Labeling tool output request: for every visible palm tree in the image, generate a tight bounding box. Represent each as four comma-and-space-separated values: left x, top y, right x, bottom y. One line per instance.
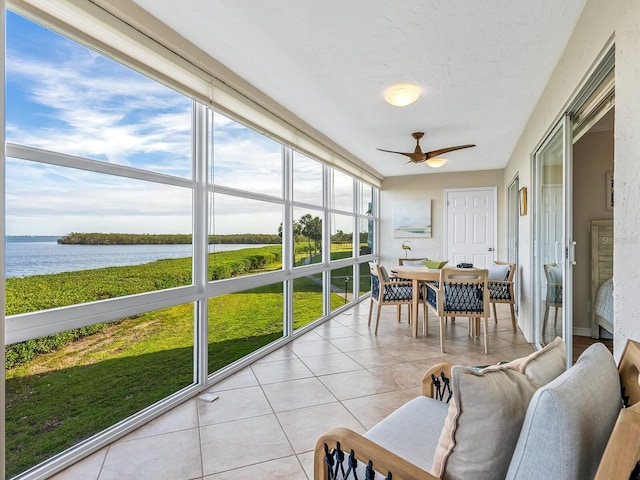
307, 216, 322, 255
299, 214, 314, 262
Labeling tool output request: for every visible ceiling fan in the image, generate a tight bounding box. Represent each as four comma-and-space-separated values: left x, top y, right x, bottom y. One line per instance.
377, 132, 475, 167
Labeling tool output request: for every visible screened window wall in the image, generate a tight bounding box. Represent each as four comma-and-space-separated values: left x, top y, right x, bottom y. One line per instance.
3, 8, 378, 479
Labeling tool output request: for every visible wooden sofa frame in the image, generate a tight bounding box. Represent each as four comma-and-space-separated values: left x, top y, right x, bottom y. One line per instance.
314, 341, 640, 480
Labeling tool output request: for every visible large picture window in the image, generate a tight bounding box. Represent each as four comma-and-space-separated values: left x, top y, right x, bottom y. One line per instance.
3, 8, 379, 478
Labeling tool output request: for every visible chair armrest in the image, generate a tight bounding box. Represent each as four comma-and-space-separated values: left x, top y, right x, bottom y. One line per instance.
594, 403, 640, 479
314, 427, 439, 480
422, 362, 453, 399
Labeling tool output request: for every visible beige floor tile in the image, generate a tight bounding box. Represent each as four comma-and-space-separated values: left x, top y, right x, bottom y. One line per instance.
313, 325, 361, 340
300, 351, 363, 376
256, 347, 298, 363
342, 391, 410, 429
288, 339, 342, 358
297, 451, 315, 479
49, 449, 106, 480
292, 330, 324, 343
332, 312, 369, 327
204, 456, 307, 479
397, 385, 424, 399
318, 369, 395, 401
277, 402, 365, 454
386, 341, 453, 362
327, 335, 380, 352
495, 329, 529, 345
251, 357, 314, 384
123, 398, 199, 441
100, 429, 202, 480
345, 347, 406, 368
200, 415, 293, 475
368, 362, 427, 390
198, 385, 273, 425
262, 377, 335, 412
209, 366, 259, 389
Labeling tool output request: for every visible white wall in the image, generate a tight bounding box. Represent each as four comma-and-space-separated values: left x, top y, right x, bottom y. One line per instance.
380, 169, 505, 268
503, 0, 640, 357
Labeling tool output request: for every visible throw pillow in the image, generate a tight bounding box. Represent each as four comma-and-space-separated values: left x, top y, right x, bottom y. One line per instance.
488, 262, 510, 281
505, 336, 566, 387
430, 338, 567, 480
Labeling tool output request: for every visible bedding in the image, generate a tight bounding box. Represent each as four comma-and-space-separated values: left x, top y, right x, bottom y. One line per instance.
595, 277, 613, 334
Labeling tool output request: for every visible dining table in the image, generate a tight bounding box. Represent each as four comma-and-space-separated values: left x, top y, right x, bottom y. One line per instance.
390, 265, 441, 338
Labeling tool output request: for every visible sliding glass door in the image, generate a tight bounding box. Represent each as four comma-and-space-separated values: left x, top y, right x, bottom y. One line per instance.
533, 115, 574, 363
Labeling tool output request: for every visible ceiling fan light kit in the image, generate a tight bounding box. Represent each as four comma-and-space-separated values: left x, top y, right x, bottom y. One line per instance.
377, 131, 475, 168
425, 158, 447, 168
384, 83, 421, 107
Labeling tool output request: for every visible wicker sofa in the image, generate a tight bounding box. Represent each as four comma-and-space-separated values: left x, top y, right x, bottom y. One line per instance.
315, 338, 640, 480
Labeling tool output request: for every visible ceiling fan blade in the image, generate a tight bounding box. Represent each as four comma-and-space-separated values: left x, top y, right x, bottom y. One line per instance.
376, 148, 413, 158
426, 144, 476, 159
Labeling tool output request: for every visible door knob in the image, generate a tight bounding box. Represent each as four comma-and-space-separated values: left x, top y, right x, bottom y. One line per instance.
488, 247, 495, 252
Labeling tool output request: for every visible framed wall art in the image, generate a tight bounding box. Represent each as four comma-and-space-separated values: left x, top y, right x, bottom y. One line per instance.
519, 187, 527, 216
393, 200, 432, 237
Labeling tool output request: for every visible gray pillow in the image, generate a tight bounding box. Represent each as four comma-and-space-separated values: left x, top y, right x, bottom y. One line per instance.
488, 262, 510, 281
505, 343, 621, 480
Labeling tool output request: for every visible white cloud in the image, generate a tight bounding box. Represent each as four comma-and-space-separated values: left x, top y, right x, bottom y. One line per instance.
5, 16, 339, 237
7, 44, 193, 175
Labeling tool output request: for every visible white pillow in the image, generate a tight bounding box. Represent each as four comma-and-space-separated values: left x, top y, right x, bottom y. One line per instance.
488, 262, 510, 281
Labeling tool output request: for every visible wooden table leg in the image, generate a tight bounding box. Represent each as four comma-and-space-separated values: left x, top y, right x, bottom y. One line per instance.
412, 278, 419, 337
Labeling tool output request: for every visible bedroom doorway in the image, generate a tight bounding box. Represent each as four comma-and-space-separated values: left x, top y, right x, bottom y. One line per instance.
572, 108, 614, 343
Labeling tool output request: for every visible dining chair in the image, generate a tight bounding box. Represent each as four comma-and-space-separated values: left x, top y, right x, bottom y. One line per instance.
487, 261, 517, 331
396, 257, 430, 325
425, 267, 490, 353
543, 263, 563, 334
368, 262, 417, 335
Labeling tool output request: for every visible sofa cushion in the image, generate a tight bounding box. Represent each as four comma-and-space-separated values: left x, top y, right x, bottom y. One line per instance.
431, 338, 566, 480
364, 396, 449, 472
505, 342, 622, 480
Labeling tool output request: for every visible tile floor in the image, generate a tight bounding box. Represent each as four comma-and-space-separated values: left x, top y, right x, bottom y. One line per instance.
51, 302, 534, 480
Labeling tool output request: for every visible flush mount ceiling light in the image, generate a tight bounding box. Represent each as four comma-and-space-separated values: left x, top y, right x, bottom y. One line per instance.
384, 83, 421, 107
425, 157, 447, 168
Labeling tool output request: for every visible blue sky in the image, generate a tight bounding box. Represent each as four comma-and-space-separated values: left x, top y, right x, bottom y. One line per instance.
4, 11, 347, 236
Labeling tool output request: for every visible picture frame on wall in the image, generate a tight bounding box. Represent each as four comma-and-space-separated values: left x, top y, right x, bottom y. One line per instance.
393, 200, 432, 237
519, 187, 527, 216
606, 171, 614, 211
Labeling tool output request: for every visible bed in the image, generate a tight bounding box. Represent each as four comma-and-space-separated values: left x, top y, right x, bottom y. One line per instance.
591, 219, 613, 338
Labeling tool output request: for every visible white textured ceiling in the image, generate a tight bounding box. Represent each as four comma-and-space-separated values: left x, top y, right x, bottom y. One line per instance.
132, 0, 586, 178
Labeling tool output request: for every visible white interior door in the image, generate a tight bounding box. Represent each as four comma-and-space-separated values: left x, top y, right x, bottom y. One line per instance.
541, 185, 563, 267
445, 188, 497, 268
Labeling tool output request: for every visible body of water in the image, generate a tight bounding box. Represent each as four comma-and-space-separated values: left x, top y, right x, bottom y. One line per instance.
5, 236, 272, 278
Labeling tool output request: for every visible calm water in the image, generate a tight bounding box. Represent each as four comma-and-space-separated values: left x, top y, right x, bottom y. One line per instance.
5, 236, 272, 278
